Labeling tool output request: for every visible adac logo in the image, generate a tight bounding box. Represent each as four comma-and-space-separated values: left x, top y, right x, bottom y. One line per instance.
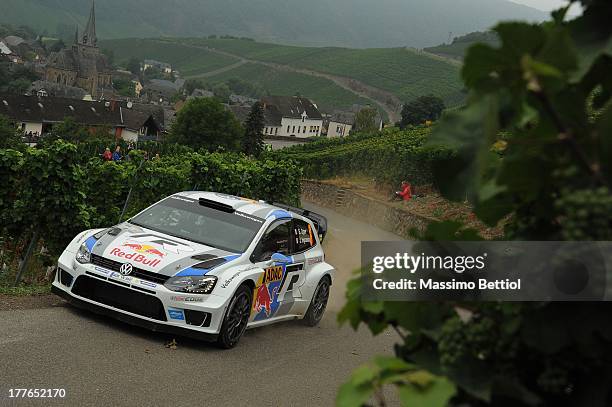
122, 243, 165, 258
254, 266, 283, 316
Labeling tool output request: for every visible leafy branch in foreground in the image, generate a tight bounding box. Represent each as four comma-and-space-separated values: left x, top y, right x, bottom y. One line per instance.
338, 1, 612, 406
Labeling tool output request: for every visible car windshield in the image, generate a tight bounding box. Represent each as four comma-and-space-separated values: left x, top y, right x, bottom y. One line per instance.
128, 196, 263, 253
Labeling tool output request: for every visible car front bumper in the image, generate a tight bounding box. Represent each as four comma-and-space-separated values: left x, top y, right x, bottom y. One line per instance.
52, 250, 230, 341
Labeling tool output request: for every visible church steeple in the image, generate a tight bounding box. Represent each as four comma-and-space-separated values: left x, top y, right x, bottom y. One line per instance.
81, 0, 97, 47
74, 25, 79, 44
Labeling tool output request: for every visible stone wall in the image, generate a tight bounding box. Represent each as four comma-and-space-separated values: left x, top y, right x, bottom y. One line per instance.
302, 179, 434, 238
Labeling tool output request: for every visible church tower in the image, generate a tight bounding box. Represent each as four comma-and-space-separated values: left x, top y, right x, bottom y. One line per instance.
80, 1, 97, 47
45, 0, 112, 98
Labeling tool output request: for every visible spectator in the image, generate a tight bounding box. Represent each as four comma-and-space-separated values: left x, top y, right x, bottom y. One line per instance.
390, 181, 412, 201
152, 153, 160, 161
112, 146, 122, 162
102, 147, 112, 161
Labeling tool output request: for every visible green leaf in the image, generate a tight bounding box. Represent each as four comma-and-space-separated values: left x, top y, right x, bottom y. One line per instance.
398, 376, 456, 407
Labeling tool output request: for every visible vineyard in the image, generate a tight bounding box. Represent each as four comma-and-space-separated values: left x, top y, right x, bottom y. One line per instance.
268, 127, 454, 186
102, 37, 464, 109
0, 140, 301, 285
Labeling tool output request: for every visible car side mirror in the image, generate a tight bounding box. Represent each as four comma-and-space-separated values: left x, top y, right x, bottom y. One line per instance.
271, 252, 291, 264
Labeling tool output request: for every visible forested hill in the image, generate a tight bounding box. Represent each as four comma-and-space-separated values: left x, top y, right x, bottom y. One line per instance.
2, 0, 544, 48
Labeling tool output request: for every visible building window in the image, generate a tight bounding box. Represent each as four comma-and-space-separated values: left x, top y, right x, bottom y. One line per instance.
297, 126, 301, 133
303, 126, 306, 133
275, 128, 278, 135
287, 125, 290, 133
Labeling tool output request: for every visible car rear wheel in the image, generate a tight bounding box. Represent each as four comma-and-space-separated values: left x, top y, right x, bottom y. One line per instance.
217, 285, 252, 349
303, 276, 330, 327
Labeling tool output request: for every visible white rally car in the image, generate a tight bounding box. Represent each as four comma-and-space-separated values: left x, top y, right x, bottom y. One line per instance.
52, 192, 334, 348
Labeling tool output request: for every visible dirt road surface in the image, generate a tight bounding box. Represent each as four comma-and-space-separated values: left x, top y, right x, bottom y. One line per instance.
0, 202, 402, 407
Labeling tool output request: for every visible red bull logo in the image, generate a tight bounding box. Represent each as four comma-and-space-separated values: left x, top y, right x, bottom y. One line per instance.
254, 284, 278, 316
122, 243, 165, 258
109, 243, 166, 268
253, 266, 283, 316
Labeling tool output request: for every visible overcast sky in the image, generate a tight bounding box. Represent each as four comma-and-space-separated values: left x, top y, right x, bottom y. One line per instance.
510, 0, 582, 14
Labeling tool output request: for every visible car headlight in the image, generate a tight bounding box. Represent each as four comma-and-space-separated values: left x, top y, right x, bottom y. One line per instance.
75, 242, 91, 264
164, 275, 217, 294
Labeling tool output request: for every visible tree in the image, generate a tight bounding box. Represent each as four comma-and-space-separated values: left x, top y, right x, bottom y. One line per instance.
243, 102, 265, 156
400, 94, 445, 128
212, 82, 231, 102
0, 114, 21, 148
354, 107, 379, 133
339, 1, 612, 406
168, 98, 243, 151
126, 57, 141, 76
44, 118, 90, 144
113, 78, 136, 97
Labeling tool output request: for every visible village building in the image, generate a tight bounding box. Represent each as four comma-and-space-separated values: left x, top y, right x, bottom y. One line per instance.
326, 112, 355, 137
142, 59, 173, 74
44, 1, 113, 98
261, 96, 323, 138
0, 93, 163, 142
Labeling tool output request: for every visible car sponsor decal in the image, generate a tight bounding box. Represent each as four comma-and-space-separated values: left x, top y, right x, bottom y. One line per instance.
170, 296, 204, 302
252, 265, 284, 320
168, 308, 185, 320
266, 209, 293, 220
109, 247, 162, 268
94, 266, 111, 275
307, 256, 323, 265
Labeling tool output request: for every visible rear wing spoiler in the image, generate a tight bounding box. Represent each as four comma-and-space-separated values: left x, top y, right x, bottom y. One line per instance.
272, 202, 328, 242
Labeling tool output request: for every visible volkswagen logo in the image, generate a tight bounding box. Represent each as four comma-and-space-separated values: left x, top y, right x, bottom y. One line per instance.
119, 263, 133, 276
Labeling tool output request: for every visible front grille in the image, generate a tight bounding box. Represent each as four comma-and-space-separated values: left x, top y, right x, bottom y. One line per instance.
72, 275, 167, 321
90, 254, 170, 284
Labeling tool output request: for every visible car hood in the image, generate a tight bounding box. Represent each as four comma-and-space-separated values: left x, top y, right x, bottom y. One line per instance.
88, 223, 238, 277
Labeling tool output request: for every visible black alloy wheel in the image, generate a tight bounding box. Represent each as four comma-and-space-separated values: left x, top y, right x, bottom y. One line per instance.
217, 285, 252, 348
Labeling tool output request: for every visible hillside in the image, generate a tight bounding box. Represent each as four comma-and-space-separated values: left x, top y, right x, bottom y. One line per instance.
2, 0, 545, 48
103, 38, 465, 117
424, 31, 500, 60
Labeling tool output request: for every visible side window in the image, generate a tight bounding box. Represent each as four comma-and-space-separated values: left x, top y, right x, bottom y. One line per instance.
292, 219, 315, 253
251, 219, 291, 262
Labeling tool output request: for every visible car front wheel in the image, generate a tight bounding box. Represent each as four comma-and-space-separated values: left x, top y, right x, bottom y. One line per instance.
217, 284, 252, 349
303, 276, 330, 327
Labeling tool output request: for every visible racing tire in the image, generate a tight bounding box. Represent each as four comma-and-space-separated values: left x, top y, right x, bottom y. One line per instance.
217, 284, 252, 349
303, 276, 331, 327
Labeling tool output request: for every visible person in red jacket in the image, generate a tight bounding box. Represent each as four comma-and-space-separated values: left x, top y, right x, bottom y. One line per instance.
391, 181, 412, 201
102, 147, 112, 161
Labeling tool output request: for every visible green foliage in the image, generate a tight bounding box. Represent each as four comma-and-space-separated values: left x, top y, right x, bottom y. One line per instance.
125, 57, 141, 75
0, 115, 21, 149
168, 98, 243, 152
43, 118, 90, 144
243, 102, 265, 157
337, 356, 456, 407
400, 95, 446, 128
354, 107, 379, 133
0, 141, 302, 262
269, 127, 453, 186
0, 60, 40, 94
424, 31, 500, 60
103, 37, 464, 111
113, 77, 136, 97
339, 2, 612, 406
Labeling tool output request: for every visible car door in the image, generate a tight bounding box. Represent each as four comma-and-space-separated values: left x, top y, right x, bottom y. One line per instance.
250, 219, 304, 320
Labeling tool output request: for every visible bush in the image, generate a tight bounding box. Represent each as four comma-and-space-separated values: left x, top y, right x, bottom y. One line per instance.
0, 141, 302, 269
268, 127, 454, 186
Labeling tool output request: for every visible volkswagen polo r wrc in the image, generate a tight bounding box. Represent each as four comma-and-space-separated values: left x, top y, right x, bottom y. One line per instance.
52, 192, 335, 348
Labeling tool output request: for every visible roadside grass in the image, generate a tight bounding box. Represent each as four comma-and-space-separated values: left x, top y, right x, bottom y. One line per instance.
0, 283, 51, 296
